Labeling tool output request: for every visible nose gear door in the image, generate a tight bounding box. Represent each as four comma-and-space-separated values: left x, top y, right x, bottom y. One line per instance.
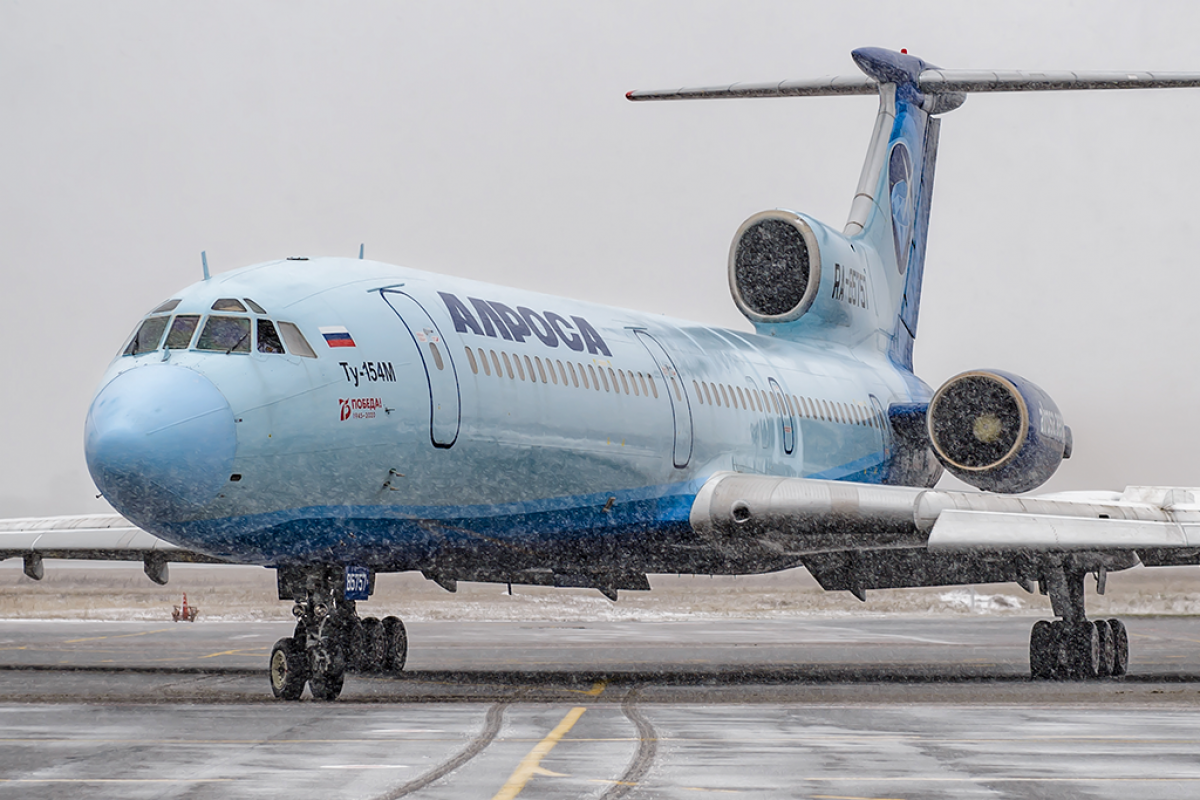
380, 290, 461, 448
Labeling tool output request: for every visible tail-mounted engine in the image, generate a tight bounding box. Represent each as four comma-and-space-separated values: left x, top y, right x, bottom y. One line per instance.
729, 210, 823, 324
927, 370, 1071, 493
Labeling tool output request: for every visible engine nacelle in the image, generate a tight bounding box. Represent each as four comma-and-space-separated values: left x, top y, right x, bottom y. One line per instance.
730, 210, 835, 324
927, 370, 1071, 494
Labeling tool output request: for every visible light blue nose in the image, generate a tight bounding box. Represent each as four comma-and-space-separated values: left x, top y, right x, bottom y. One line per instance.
85, 366, 236, 522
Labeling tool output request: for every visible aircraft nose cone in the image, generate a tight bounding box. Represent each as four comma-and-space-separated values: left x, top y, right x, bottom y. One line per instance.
85, 365, 236, 522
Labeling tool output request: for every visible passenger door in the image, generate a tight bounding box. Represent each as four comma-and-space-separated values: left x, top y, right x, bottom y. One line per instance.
380, 290, 461, 448
633, 330, 693, 469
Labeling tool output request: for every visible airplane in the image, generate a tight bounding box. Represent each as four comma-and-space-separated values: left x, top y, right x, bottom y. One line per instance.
4, 47, 1200, 701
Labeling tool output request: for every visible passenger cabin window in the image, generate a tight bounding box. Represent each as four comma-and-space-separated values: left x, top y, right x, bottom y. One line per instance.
212, 298, 247, 312
151, 299, 181, 314
123, 316, 169, 355
257, 319, 284, 354
244, 298, 267, 314
165, 315, 200, 349
197, 316, 251, 353
277, 322, 316, 358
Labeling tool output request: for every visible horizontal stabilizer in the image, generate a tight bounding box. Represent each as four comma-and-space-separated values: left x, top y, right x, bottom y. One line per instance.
628, 51, 1200, 102
627, 75, 877, 101
919, 69, 1200, 93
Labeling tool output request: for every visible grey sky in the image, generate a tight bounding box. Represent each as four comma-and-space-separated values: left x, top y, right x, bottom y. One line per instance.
3, 1, 1199, 517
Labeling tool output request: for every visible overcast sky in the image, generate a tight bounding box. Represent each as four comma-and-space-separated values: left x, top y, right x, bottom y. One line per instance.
3, 1, 1200, 517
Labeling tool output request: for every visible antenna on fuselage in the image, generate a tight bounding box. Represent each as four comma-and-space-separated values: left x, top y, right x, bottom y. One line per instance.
358, 243, 364, 260
201, 251, 210, 281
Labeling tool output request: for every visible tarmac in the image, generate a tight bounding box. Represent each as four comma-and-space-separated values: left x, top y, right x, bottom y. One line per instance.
3, 616, 1200, 798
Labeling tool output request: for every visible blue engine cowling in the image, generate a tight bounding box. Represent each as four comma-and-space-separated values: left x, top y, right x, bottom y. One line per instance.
926, 370, 1071, 493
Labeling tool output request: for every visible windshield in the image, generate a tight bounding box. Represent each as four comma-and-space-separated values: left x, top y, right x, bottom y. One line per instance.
122, 316, 169, 356
196, 316, 251, 353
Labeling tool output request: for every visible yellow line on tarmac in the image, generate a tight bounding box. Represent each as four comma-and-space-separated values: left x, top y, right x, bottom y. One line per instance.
197, 648, 269, 659
491, 707, 587, 800
567, 679, 607, 696
64, 629, 172, 644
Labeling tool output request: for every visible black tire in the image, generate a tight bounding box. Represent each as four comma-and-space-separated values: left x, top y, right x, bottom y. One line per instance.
269, 637, 308, 701
383, 616, 408, 674
1109, 618, 1129, 676
346, 618, 367, 673
1030, 620, 1055, 680
309, 668, 345, 701
1066, 621, 1099, 680
359, 617, 386, 673
1095, 619, 1116, 677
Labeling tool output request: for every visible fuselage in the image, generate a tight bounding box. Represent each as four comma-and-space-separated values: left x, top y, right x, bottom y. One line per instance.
85, 257, 934, 579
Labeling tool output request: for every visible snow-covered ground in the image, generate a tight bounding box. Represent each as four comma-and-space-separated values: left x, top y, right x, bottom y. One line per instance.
2, 562, 1198, 623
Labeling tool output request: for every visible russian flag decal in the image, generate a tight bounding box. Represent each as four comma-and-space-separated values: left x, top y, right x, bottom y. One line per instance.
319, 325, 356, 348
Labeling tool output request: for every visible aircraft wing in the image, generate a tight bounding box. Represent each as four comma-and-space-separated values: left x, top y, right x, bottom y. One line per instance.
690, 472, 1200, 564
0, 513, 229, 583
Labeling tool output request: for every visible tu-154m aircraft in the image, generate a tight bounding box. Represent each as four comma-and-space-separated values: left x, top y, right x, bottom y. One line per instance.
4, 47, 1200, 701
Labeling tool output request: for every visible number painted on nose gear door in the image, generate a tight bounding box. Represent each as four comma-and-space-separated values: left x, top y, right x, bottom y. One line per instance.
345, 566, 370, 600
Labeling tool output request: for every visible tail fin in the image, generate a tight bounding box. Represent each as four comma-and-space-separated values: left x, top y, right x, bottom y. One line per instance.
843, 48, 961, 370
628, 50, 1200, 370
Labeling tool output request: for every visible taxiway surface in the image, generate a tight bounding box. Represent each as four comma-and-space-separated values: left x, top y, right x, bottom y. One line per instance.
3, 617, 1200, 798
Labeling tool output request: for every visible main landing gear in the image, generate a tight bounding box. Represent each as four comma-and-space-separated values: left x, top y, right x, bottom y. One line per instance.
269, 566, 407, 701
1028, 562, 1129, 680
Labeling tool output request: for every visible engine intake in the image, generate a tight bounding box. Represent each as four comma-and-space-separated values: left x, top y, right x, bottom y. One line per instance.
927, 370, 1070, 493
729, 210, 822, 323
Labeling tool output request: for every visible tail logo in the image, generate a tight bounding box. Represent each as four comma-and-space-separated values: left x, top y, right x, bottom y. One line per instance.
888, 141, 915, 274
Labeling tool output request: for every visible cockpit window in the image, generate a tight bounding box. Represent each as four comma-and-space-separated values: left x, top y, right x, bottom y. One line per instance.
196, 315, 251, 353
211, 298, 247, 312
123, 316, 169, 356
164, 314, 200, 349
244, 298, 267, 314
277, 321, 316, 358
151, 299, 181, 314
257, 319, 284, 354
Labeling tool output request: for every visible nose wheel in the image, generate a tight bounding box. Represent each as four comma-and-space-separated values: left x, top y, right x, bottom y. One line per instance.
269, 567, 409, 701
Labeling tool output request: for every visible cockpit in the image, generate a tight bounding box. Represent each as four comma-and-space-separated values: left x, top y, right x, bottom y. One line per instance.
122, 298, 317, 358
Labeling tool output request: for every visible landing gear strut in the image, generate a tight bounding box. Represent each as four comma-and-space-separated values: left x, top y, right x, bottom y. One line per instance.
1028, 562, 1129, 680
269, 566, 408, 701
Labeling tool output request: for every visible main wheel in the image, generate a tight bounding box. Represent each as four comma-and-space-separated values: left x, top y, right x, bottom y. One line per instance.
1109, 618, 1129, 676
269, 637, 308, 701
1095, 619, 1116, 677
383, 616, 408, 674
1066, 621, 1099, 679
359, 617, 386, 673
1030, 620, 1056, 680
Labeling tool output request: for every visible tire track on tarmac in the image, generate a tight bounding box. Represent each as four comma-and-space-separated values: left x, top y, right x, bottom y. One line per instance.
373, 695, 515, 799
601, 685, 657, 799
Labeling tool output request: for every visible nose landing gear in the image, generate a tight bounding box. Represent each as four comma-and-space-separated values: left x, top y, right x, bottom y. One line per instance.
1028, 563, 1129, 680
269, 566, 408, 701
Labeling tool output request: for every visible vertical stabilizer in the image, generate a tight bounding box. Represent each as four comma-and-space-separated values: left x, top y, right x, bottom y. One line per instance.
844, 48, 962, 370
